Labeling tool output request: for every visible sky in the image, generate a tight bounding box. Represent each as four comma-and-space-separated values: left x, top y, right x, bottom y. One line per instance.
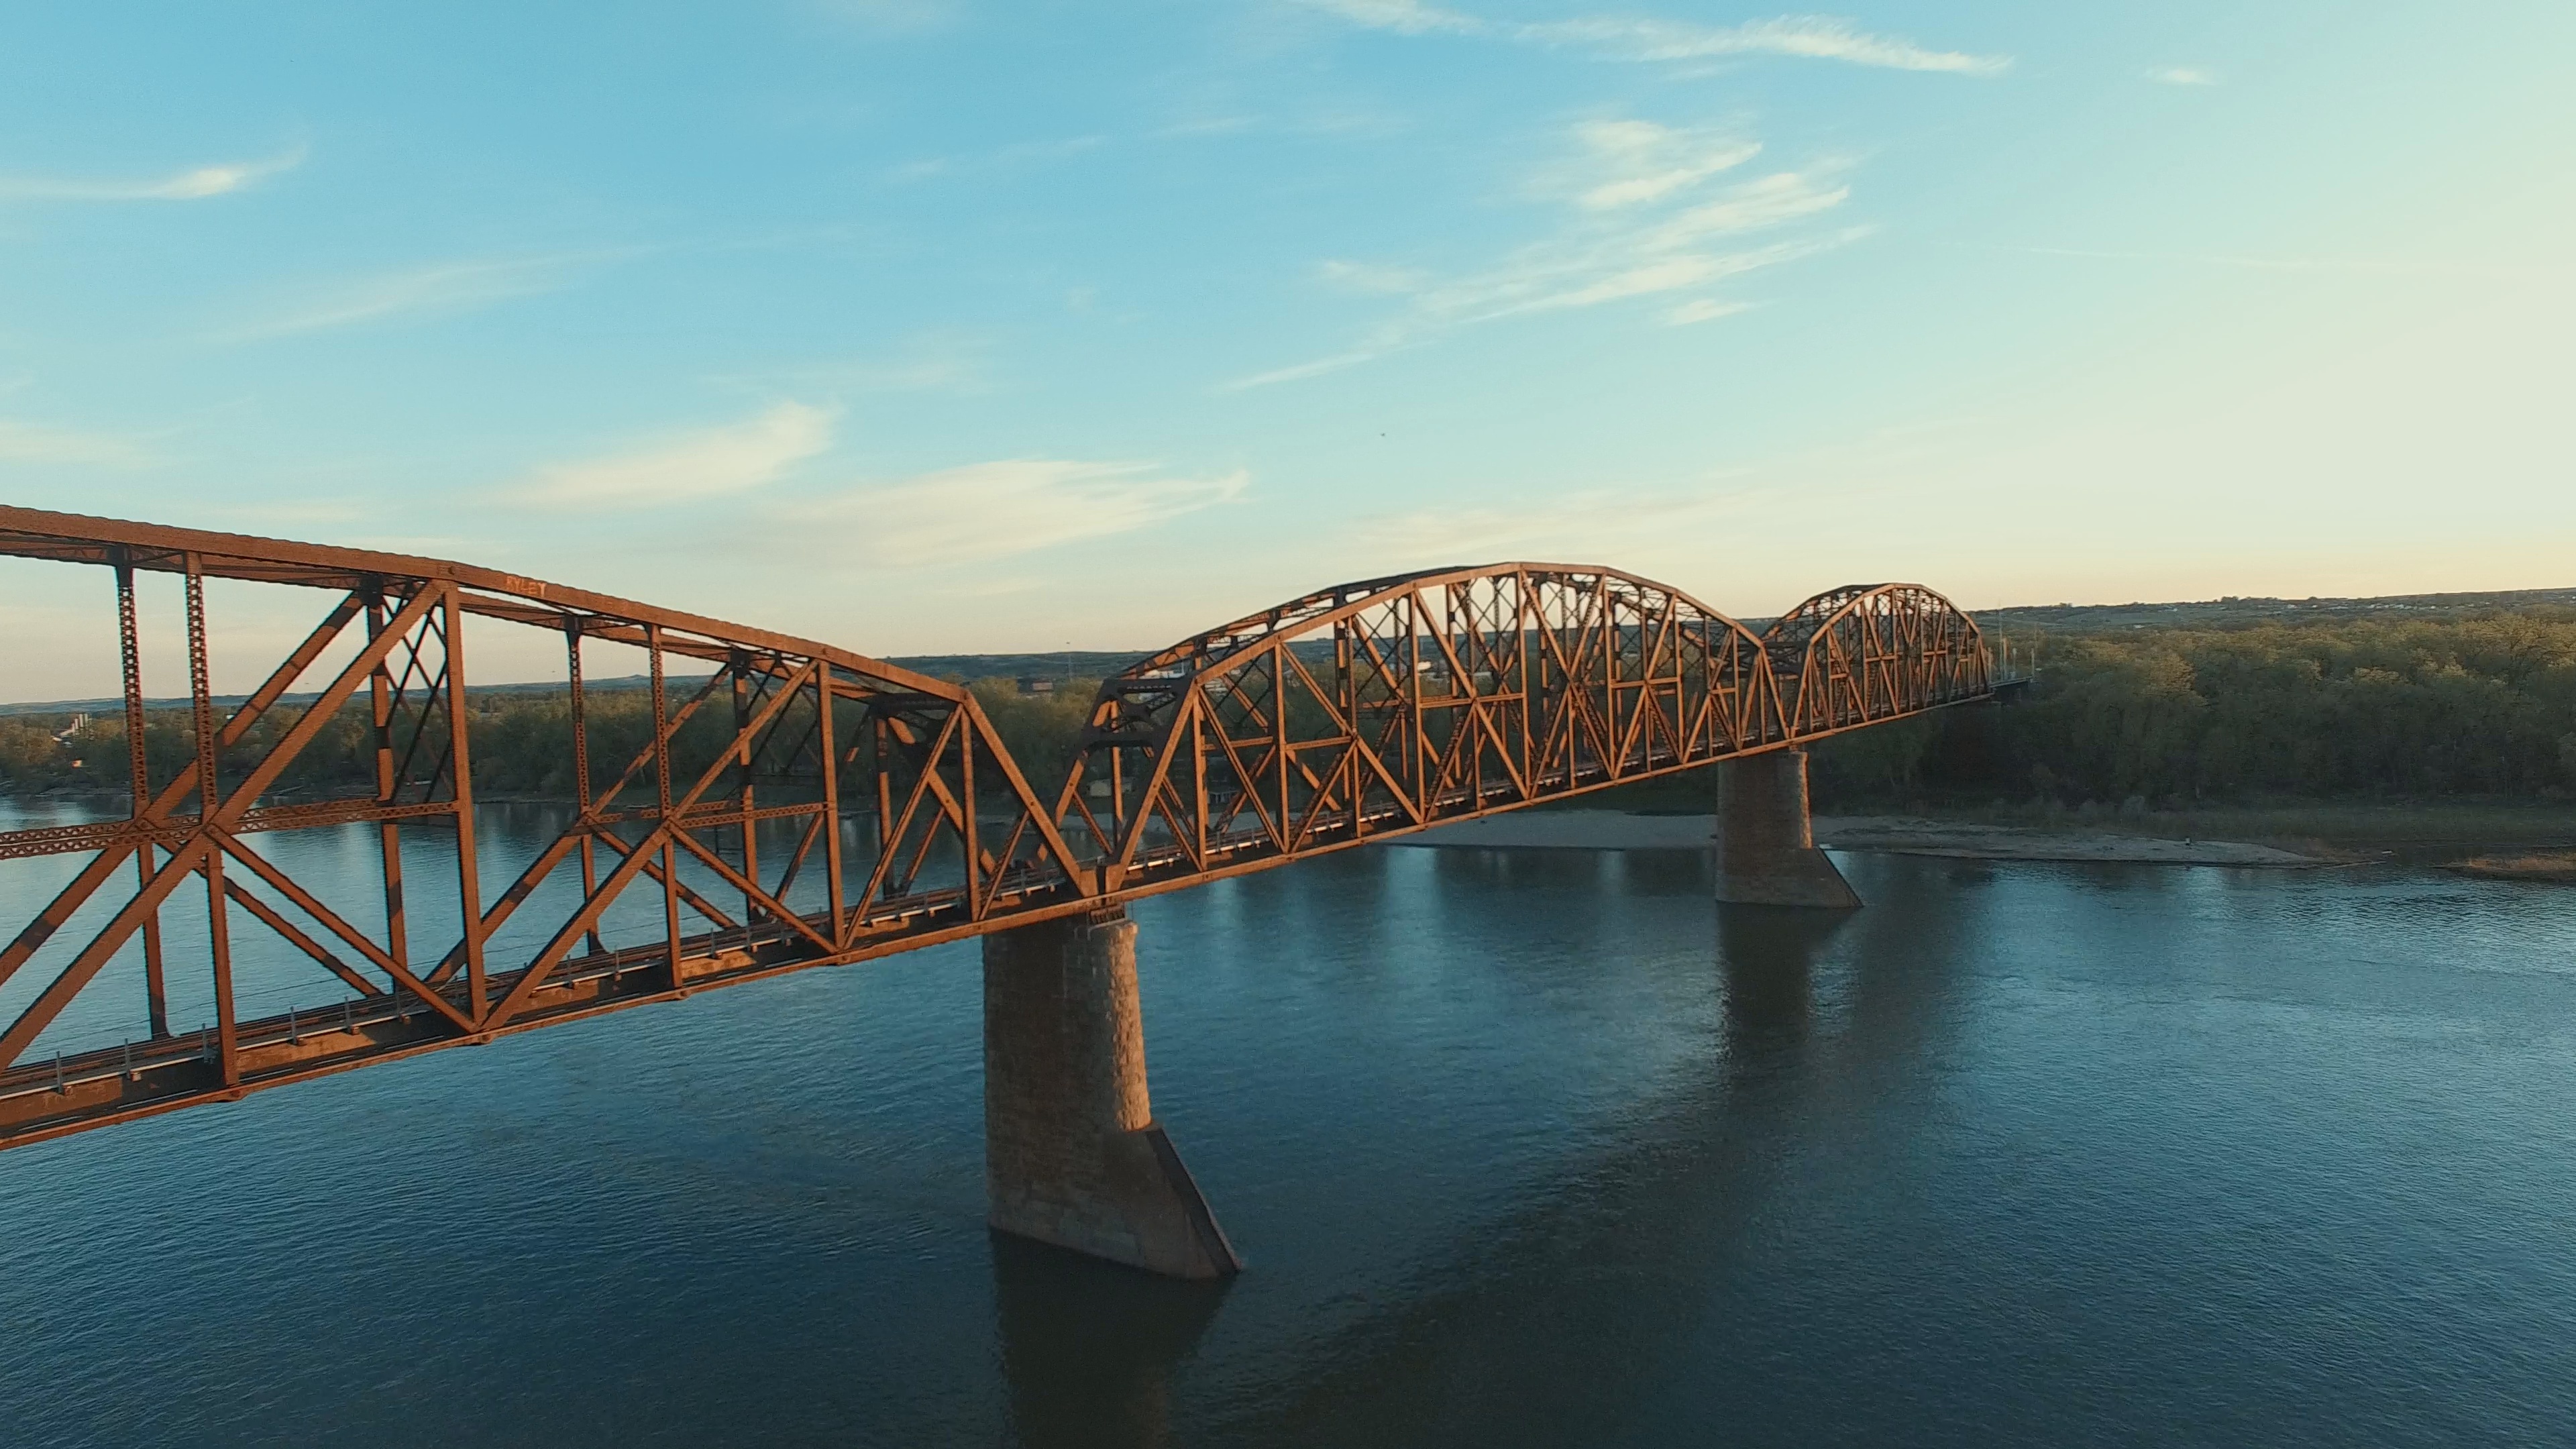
3, 1, 2572, 693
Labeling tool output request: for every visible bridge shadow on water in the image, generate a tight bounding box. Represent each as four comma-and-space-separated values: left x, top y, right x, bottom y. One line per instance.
989, 1233, 1231, 1449
1198, 873, 1980, 1446
983, 851, 1987, 1448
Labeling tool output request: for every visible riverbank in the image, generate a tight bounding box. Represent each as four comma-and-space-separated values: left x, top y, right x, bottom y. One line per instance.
1459, 794, 2576, 871
1397, 811, 2334, 866
2449, 852, 2576, 883
11, 786, 2570, 875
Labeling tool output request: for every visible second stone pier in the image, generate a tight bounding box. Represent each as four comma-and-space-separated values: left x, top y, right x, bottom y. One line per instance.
983, 906, 1241, 1280
1713, 748, 1862, 909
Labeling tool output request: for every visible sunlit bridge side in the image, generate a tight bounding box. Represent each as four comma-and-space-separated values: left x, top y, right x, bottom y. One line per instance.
0, 508, 2004, 1150
1061, 564, 1790, 894
1760, 582, 1994, 737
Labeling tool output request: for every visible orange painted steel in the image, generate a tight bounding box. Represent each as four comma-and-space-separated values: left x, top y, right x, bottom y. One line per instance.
0, 510, 1998, 1150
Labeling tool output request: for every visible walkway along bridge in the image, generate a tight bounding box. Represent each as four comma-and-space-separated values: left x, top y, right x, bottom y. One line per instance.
0, 506, 2006, 1277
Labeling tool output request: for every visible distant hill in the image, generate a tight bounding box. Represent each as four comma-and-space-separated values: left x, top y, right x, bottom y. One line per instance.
1970, 586, 2576, 636
883, 650, 1150, 682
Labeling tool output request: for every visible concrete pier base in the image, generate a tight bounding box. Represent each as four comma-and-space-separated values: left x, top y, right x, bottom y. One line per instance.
983, 908, 1241, 1280
1715, 749, 1861, 909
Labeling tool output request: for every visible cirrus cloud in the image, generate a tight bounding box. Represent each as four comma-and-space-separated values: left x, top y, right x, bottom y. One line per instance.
1298, 3, 2010, 75
767, 460, 1248, 567
1226, 119, 1860, 389
513, 402, 838, 508
0, 146, 306, 203
231, 253, 608, 339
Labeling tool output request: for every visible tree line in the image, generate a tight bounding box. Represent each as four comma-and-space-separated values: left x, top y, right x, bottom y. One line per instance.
7, 608, 2574, 810
0, 678, 1109, 805
1808, 610, 2576, 808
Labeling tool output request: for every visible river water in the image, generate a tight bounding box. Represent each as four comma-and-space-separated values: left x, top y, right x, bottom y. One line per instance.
2, 808, 2573, 1446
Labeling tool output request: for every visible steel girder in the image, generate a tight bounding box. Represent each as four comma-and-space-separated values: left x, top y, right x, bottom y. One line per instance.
0, 512, 1994, 1150
1760, 583, 1991, 738
0, 507, 1085, 1148
1053, 568, 1994, 897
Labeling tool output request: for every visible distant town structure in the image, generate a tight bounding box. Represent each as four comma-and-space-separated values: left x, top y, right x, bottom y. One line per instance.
1016, 677, 1056, 696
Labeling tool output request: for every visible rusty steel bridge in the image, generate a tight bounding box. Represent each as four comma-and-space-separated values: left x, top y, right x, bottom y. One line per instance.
0, 506, 2002, 1155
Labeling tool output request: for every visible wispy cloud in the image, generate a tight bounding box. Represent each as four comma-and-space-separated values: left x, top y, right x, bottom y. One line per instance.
0, 146, 307, 203
2147, 66, 2219, 87
0, 419, 154, 466
1225, 120, 1860, 388
1666, 297, 1750, 325
513, 402, 837, 508
1226, 347, 1402, 390
1299, 3, 2010, 74
1527, 15, 2010, 73
233, 254, 597, 337
767, 460, 1247, 567
1554, 119, 1762, 209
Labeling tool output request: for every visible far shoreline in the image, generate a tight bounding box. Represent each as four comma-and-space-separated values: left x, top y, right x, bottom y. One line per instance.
11, 788, 2571, 878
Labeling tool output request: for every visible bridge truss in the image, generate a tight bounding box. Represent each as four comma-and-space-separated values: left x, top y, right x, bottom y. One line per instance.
0, 508, 1992, 1150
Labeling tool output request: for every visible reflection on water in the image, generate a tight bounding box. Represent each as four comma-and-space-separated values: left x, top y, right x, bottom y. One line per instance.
1, 814, 2573, 1446
991, 1235, 1226, 1449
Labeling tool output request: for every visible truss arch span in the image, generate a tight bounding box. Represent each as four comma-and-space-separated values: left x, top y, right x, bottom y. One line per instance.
1055, 563, 1788, 893
1761, 582, 1990, 737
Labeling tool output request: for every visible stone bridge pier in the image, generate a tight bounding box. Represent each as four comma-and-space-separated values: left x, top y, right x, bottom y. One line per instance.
1713, 748, 1862, 909
982, 907, 1241, 1280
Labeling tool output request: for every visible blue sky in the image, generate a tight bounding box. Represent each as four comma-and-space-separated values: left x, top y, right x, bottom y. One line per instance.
3, 1, 2570, 691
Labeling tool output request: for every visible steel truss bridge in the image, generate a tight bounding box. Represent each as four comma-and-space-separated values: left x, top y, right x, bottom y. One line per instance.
0, 506, 1998, 1150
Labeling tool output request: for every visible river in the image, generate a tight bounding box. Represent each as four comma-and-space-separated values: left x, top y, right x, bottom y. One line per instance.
1, 806, 2572, 1446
